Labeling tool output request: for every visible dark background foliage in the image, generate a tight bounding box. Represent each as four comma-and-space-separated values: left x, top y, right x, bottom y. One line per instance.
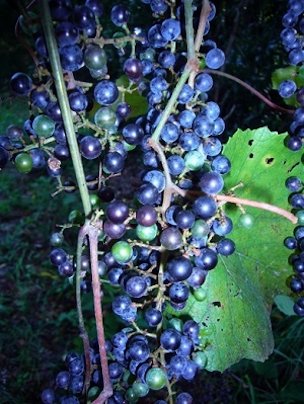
0, 0, 303, 403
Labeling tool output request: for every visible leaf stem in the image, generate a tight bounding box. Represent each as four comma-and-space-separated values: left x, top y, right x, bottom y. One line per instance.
184, 0, 195, 60
204, 69, 294, 115
40, 0, 91, 217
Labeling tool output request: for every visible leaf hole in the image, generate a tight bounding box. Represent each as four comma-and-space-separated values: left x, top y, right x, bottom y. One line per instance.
248, 139, 254, 146
217, 318, 220, 322
249, 153, 254, 158
265, 157, 274, 165
212, 301, 222, 307
247, 337, 252, 342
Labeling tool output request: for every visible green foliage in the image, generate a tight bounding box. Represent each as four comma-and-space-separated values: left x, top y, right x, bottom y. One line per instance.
168, 128, 302, 372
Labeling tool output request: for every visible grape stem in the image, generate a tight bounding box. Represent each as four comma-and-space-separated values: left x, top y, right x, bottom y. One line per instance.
203, 69, 295, 115
194, 0, 212, 52
87, 221, 113, 404
76, 226, 91, 394
215, 194, 298, 224
182, 189, 298, 224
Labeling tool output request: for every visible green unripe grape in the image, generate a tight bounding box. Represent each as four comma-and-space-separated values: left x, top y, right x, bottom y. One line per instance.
184, 150, 205, 171
239, 213, 254, 228
68, 209, 84, 224
132, 381, 149, 397
15, 152, 33, 173
125, 388, 138, 402
191, 219, 210, 239
112, 241, 133, 263
193, 286, 207, 301
32, 114, 55, 138
94, 107, 117, 130
89, 193, 100, 208
50, 232, 64, 247
296, 210, 304, 225
192, 351, 207, 369
145, 367, 167, 390
168, 318, 183, 332
140, 48, 156, 61
84, 44, 107, 70
136, 224, 158, 242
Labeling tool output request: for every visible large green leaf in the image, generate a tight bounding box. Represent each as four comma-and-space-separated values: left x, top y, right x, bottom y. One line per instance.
168, 127, 302, 372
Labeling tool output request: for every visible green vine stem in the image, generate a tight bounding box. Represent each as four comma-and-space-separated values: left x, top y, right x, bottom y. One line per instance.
40, 0, 92, 217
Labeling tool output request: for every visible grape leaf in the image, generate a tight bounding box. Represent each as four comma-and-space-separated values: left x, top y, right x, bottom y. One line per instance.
167, 127, 302, 372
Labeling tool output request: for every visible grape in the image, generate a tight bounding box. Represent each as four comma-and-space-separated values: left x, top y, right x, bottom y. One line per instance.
217, 238, 236, 256
169, 282, 189, 304
212, 216, 233, 236
79, 136, 102, 160
136, 205, 157, 226
94, 80, 119, 105
41, 388, 56, 404
128, 339, 150, 362
175, 210, 195, 229
122, 123, 144, 145
199, 171, 224, 194
15, 153, 33, 174
32, 115, 56, 138
56, 371, 70, 389
55, 22, 79, 47
195, 247, 218, 270
123, 58, 143, 81
167, 257, 193, 281
0, 146, 9, 169
10, 72, 32, 95
104, 221, 126, 239
104, 152, 125, 173
68, 91, 88, 112
145, 307, 162, 327
136, 223, 158, 241
111, 241, 133, 263
194, 73, 213, 92
205, 48, 225, 69
160, 227, 183, 250
111, 5, 130, 26
30, 89, 50, 110
85, 0, 103, 17
60, 44, 83, 71
278, 79, 297, 98
125, 276, 148, 298
137, 183, 159, 205
192, 196, 218, 219
160, 18, 181, 41
176, 392, 193, 404
106, 200, 129, 223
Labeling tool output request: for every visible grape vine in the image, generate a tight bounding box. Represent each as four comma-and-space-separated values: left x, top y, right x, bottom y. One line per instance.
0, 0, 303, 403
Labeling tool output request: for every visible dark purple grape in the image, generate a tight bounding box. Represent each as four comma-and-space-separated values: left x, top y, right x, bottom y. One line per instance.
98, 186, 115, 202
103, 220, 126, 239
160, 227, 183, 250
55, 22, 79, 47
54, 144, 70, 160
58, 260, 74, 277
160, 328, 181, 351
195, 247, 218, 270
29, 148, 47, 169
10, 72, 32, 95
85, 0, 103, 17
30, 89, 50, 110
123, 58, 143, 82
137, 183, 159, 205
68, 91, 88, 112
60, 44, 83, 71
144, 307, 162, 327
50, 248, 67, 266
49, 0, 72, 21
41, 388, 56, 404
106, 200, 129, 224
56, 370, 70, 389
169, 282, 189, 303
199, 171, 224, 194
217, 238, 235, 256
111, 5, 130, 26
94, 80, 119, 105
104, 151, 124, 173
74, 5, 95, 28
192, 196, 218, 219
0, 146, 9, 169
79, 135, 102, 160
136, 205, 157, 226
167, 257, 193, 281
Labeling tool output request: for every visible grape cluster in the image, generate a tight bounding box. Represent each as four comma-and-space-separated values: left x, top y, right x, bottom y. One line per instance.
284, 176, 304, 315
2, 0, 236, 402
279, 0, 304, 151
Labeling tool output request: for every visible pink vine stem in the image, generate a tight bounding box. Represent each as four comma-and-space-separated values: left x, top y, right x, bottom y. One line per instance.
88, 223, 113, 404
